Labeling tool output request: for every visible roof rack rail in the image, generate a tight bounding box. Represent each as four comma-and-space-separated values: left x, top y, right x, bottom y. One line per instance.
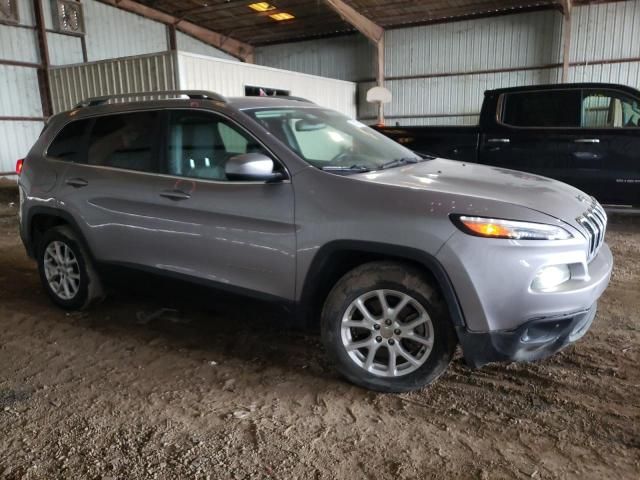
75, 90, 227, 108
274, 95, 315, 104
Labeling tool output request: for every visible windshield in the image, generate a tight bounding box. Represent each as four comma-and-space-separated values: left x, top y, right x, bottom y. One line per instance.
243, 107, 422, 172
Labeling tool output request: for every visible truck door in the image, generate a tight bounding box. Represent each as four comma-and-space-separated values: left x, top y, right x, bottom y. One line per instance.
573, 88, 640, 206
479, 89, 582, 186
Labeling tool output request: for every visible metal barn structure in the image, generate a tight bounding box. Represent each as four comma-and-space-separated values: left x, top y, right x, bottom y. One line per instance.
1, 0, 640, 174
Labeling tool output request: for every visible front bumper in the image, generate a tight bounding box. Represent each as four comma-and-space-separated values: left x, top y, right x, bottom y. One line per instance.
457, 302, 597, 368
436, 230, 613, 368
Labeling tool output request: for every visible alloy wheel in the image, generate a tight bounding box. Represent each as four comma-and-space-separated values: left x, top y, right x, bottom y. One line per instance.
340, 289, 434, 377
43, 241, 81, 300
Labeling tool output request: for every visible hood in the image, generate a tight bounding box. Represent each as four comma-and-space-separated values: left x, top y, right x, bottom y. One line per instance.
355, 158, 594, 224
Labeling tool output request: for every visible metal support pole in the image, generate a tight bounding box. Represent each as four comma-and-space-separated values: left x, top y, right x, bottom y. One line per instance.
377, 37, 385, 125
561, 0, 572, 83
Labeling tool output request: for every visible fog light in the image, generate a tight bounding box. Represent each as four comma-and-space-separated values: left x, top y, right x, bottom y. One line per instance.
532, 264, 571, 291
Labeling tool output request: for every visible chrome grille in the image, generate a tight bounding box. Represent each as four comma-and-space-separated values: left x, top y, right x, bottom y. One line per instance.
576, 201, 607, 262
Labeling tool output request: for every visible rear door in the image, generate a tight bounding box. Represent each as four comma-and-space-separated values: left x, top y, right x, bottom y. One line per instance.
54, 110, 163, 267
148, 109, 296, 300
479, 89, 582, 184
573, 88, 640, 206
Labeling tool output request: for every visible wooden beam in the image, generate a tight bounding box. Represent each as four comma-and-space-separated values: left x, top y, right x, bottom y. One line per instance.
323, 0, 385, 123
561, 0, 572, 83
32, 0, 52, 118
322, 0, 383, 43
98, 0, 254, 62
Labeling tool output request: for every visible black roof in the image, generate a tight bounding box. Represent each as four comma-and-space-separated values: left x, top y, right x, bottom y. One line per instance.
486, 83, 640, 96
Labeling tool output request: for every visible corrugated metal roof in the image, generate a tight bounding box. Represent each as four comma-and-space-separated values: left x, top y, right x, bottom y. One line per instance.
129, 0, 612, 46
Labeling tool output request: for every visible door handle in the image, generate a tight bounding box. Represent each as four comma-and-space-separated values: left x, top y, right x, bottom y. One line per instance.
160, 189, 191, 201
66, 178, 88, 188
574, 138, 600, 143
487, 138, 510, 144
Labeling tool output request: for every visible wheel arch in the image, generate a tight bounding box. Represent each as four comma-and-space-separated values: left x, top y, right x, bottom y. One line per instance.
297, 240, 466, 330
26, 206, 93, 260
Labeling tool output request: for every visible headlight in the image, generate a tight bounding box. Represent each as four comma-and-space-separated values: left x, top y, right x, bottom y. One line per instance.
452, 215, 573, 240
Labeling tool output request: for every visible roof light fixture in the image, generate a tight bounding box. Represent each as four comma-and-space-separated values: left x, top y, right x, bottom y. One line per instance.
248, 2, 275, 12
269, 12, 295, 21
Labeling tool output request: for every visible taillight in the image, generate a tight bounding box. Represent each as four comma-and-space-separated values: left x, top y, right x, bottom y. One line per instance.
16, 158, 24, 175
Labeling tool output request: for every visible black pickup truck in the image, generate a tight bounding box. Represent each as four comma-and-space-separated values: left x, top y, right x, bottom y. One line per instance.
377, 83, 640, 208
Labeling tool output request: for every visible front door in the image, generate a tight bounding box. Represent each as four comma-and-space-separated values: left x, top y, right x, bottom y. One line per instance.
148, 109, 297, 300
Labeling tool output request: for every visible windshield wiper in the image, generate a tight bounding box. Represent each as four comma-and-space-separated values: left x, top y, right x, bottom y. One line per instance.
379, 157, 424, 170
321, 165, 371, 174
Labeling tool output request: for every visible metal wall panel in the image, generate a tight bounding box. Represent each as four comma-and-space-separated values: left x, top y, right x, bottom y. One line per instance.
17, 0, 36, 26
47, 32, 84, 66
49, 52, 177, 113
570, 61, 640, 88
255, 34, 375, 82
83, 0, 168, 62
359, 67, 562, 125
177, 52, 357, 117
176, 31, 238, 61
0, 0, 39, 175
42, 0, 54, 29
0, 65, 43, 116
572, 0, 640, 63
384, 10, 563, 78
0, 25, 39, 63
0, 121, 44, 174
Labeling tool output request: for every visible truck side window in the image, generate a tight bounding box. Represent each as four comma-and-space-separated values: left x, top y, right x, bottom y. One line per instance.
582, 91, 640, 128
501, 90, 581, 128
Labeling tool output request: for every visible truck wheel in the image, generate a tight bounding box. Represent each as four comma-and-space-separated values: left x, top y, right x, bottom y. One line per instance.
321, 261, 457, 392
37, 225, 105, 310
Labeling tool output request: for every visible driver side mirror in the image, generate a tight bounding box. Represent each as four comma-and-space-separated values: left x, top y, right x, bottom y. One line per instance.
225, 153, 284, 182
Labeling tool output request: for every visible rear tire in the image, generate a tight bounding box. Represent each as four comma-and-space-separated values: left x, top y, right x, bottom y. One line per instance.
321, 261, 457, 392
37, 226, 104, 310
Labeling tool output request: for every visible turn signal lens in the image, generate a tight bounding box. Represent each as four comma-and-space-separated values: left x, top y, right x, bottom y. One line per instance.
462, 221, 512, 238
453, 216, 573, 240
16, 158, 24, 175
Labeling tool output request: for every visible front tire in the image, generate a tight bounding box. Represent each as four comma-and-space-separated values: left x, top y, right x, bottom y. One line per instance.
321, 261, 457, 392
37, 226, 104, 310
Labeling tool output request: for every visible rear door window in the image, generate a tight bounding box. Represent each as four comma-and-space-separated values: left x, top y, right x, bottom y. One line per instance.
87, 111, 160, 172
47, 119, 92, 162
501, 90, 581, 128
582, 90, 640, 128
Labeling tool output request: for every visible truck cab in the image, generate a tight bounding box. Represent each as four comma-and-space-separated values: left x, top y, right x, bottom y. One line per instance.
378, 83, 640, 209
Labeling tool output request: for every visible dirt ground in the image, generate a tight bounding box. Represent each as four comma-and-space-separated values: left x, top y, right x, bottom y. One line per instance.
0, 179, 638, 480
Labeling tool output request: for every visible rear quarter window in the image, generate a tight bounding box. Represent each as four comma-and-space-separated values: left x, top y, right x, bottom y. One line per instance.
47, 119, 92, 162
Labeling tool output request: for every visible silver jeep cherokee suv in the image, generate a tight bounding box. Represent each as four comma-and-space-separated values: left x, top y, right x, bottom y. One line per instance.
18, 91, 613, 392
